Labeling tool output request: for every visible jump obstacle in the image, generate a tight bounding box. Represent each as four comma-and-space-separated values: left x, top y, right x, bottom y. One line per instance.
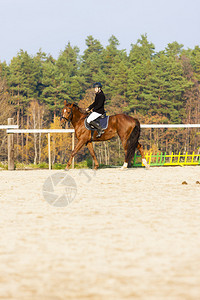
1, 118, 200, 170
134, 152, 200, 167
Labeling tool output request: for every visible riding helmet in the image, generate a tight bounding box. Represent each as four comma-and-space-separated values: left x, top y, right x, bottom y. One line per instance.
93, 82, 102, 88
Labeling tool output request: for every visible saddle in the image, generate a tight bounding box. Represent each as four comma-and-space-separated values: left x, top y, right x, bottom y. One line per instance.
84, 113, 109, 131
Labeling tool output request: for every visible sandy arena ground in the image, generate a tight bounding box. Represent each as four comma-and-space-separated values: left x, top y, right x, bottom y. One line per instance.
0, 166, 200, 300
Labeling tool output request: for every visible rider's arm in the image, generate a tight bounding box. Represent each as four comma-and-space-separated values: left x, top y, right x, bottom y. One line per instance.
88, 100, 96, 111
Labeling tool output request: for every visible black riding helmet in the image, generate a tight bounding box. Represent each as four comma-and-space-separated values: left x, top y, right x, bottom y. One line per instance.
93, 82, 102, 88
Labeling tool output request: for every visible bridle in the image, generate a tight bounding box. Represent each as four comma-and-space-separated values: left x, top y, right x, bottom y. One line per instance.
60, 106, 73, 127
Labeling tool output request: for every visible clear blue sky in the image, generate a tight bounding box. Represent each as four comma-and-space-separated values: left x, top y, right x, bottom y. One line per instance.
1, 0, 200, 63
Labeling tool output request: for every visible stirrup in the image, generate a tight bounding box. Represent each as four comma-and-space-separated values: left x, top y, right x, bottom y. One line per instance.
96, 130, 104, 138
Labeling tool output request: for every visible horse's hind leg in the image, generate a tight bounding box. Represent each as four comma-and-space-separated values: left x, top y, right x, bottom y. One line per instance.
120, 123, 140, 170
118, 133, 134, 170
118, 137, 134, 170
87, 142, 99, 170
137, 142, 150, 169
118, 138, 129, 169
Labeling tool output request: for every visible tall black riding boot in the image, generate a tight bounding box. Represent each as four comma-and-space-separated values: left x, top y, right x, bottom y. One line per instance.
90, 121, 104, 138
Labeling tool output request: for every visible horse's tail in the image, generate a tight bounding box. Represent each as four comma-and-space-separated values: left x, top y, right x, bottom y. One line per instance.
126, 119, 140, 163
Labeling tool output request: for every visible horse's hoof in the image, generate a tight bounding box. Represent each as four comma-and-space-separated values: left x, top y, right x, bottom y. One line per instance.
120, 166, 128, 171
64, 167, 69, 171
120, 162, 128, 170
142, 159, 150, 169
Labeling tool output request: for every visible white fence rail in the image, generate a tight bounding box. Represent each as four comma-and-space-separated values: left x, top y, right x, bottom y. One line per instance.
141, 124, 200, 128
0, 125, 18, 129
6, 129, 75, 133
5, 127, 75, 170
6, 124, 200, 135
2, 119, 200, 170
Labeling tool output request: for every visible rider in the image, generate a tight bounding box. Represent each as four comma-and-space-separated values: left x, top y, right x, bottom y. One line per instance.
86, 82, 105, 138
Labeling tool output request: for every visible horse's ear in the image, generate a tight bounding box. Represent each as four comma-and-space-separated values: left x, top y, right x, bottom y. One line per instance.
64, 100, 67, 106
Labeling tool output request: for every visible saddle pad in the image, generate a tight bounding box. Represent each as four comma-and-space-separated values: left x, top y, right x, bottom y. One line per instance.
84, 116, 109, 130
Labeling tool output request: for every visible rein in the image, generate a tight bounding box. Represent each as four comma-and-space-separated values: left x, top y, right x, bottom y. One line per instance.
67, 107, 73, 127
61, 104, 88, 128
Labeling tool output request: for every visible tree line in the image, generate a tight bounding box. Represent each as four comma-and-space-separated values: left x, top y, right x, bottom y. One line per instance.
0, 34, 200, 167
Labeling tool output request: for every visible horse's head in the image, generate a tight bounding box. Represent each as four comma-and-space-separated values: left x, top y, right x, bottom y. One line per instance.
60, 101, 74, 128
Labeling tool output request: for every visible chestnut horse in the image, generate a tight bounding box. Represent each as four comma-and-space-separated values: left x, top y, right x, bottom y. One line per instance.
60, 101, 149, 170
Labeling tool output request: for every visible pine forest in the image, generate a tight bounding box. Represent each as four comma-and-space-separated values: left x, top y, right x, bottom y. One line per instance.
0, 34, 200, 168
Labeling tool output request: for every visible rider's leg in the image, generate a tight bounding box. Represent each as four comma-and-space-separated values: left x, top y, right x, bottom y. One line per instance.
87, 112, 102, 123
87, 112, 104, 138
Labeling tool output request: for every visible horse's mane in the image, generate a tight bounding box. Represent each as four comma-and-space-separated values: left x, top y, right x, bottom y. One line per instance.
72, 103, 88, 116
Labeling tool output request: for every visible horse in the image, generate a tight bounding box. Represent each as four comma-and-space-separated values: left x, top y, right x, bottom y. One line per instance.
60, 101, 149, 170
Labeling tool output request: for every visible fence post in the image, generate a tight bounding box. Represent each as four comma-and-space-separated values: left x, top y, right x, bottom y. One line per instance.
178, 152, 181, 164
8, 118, 14, 170
191, 151, 194, 163
160, 152, 163, 165
48, 133, 51, 170
149, 153, 152, 166
184, 152, 188, 164
72, 132, 75, 169
156, 152, 159, 165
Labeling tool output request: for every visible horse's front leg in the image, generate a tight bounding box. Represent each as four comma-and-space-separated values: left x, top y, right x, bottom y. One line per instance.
65, 139, 85, 171
87, 142, 99, 170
